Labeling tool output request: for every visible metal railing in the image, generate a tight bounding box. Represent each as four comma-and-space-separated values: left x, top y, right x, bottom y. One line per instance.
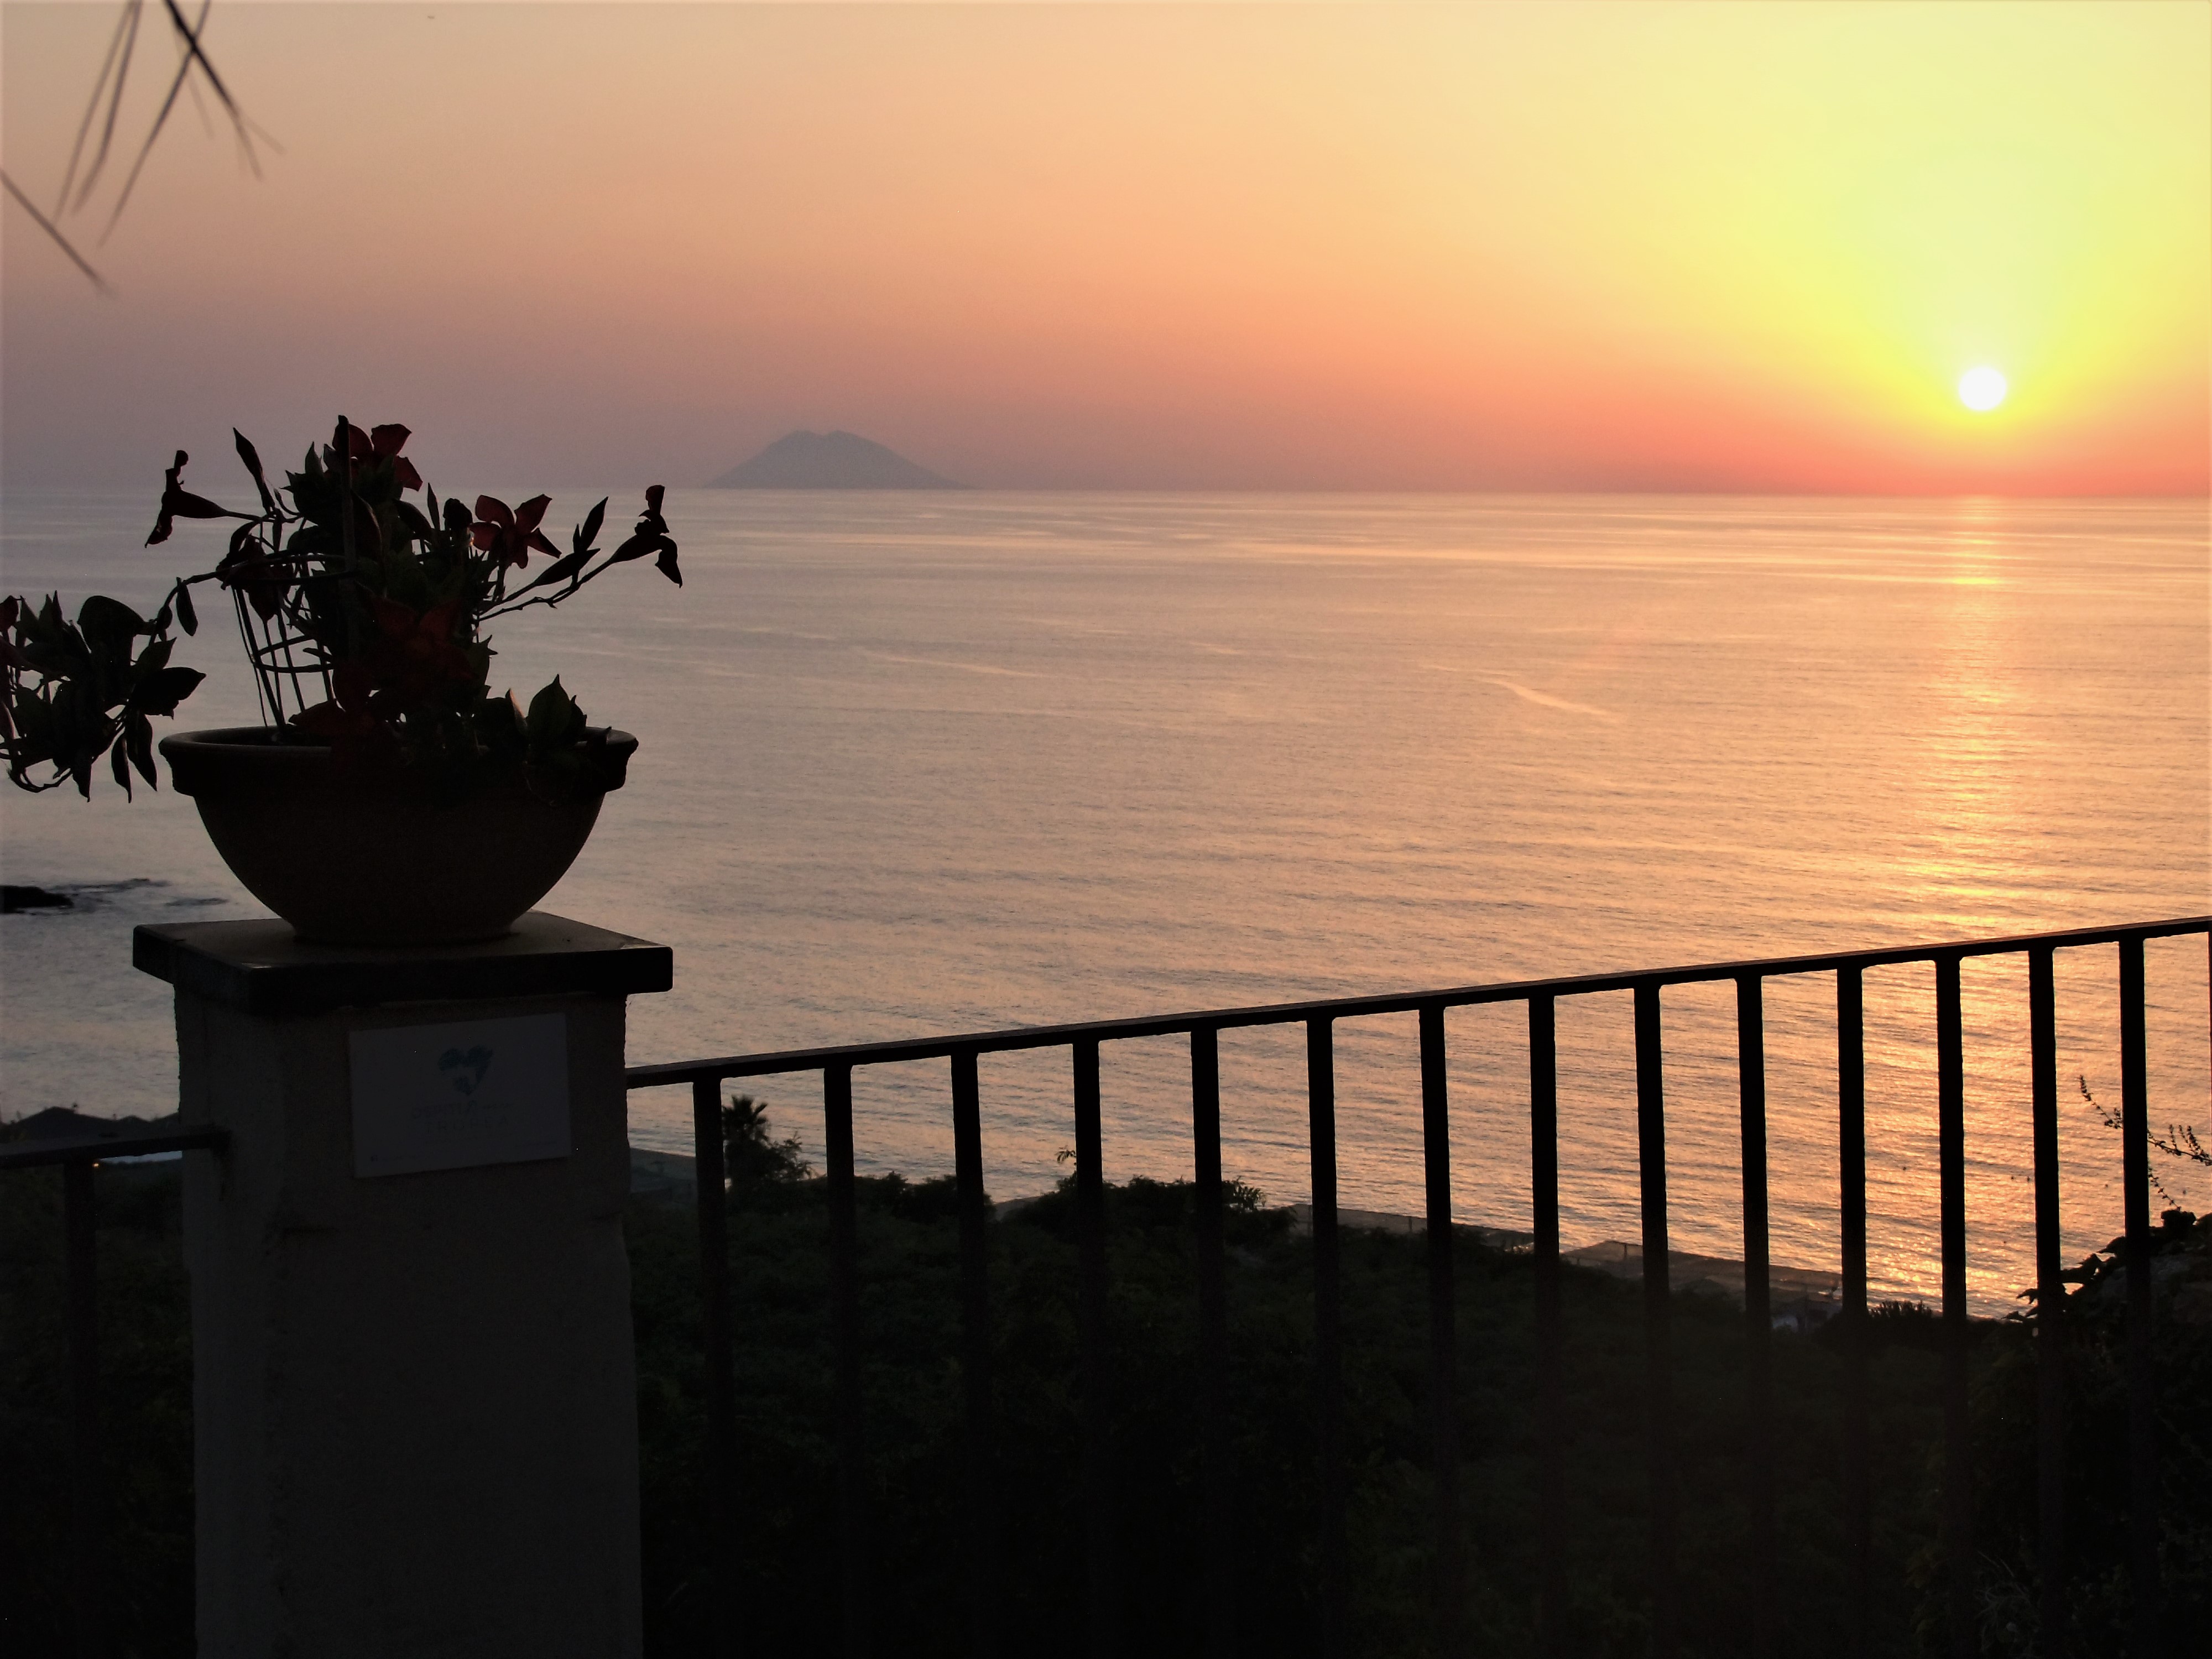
0, 1119, 229, 1659
8, 916, 2201, 1657
625, 916, 2210, 1659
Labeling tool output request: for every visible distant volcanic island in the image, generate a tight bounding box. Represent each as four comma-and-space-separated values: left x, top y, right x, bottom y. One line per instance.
707, 430, 963, 489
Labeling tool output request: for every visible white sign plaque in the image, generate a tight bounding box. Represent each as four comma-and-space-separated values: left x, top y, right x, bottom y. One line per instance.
349, 1013, 571, 1178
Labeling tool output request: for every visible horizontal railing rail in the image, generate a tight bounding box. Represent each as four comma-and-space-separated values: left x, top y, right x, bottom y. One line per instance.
0, 1123, 229, 1172
630, 916, 2209, 1659
626, 915, 2208, 1086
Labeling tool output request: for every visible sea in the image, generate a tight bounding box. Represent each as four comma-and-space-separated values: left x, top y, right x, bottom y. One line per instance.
2, 489, 2206, 1312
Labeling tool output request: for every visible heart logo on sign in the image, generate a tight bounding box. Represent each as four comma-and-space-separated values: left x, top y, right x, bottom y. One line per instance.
438, 1045, 495, 1097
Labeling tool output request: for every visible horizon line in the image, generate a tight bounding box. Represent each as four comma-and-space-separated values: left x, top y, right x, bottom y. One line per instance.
8, 479, 2207, 503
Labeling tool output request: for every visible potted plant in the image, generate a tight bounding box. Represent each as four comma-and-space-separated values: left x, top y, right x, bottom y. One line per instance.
0, 418, 682, 945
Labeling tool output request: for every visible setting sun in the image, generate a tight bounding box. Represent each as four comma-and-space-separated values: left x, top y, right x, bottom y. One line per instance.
1958, 366, 2010, 413
3, 3, 2204, 493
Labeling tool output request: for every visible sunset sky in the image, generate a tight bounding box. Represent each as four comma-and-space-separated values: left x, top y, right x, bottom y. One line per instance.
2, 1, 2206, 493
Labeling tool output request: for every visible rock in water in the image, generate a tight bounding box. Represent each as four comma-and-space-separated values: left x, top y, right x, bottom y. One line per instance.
1, 885, 74, 913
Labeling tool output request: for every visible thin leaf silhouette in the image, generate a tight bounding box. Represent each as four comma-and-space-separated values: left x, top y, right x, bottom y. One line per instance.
0, 173, 111, 295
55, 0, 140, 215
103, 1, 261, 243
4, 1, 268, 290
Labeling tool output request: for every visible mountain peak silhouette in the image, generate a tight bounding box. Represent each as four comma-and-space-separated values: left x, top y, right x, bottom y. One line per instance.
707, 431, 962, 489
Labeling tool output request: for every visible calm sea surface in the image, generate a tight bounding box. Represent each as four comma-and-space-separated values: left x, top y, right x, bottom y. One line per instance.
3, 490, 2206, 1309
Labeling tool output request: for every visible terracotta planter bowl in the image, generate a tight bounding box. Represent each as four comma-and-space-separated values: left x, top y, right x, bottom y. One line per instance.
159, 727, 636, 946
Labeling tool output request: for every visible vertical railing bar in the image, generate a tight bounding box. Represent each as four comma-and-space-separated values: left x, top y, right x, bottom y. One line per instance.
64, 1157, 103, 1659
951, 1047, 997, 1659
1736, 974, 1776, 1659
1936, 956, 1973, 1659
825, 1062, 870, 1659
2119, 936, 2162, 1658
1837, 966, 1870, 1659
2028, 946, 2065, 1650
1073, 1037, 1115, 1659
691, 1077, 742, 1659
1307, 1016, 1346, 1659
1529, 993, 1564, 1659
1418, 1002, 1464, 1655
1190, 1025, 1235, 1658
1634, 980, 1677, 1659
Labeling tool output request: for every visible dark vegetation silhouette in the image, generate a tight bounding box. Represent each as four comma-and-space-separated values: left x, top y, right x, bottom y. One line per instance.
2079, 1076, 2209, 1212
2, 1094, 2205, 1657
2, 419, 680, 803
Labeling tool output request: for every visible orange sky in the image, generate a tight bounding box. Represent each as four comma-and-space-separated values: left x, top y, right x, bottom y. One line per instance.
3, 2, 2206, 492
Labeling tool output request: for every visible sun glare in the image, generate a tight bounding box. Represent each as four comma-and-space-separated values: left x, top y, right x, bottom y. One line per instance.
1958, 366, 2008, 413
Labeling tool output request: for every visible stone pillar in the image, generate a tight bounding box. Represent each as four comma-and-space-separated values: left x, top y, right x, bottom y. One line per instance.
134, 914, 672, 1659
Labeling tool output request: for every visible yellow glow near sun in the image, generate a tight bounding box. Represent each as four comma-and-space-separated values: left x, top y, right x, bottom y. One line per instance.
1958, 366, 2009, 412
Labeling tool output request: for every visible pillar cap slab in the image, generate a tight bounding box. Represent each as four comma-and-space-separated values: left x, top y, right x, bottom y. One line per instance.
134, 911, 672, 1016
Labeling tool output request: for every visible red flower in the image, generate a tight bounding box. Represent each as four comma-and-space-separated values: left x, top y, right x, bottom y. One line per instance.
290, 674, 384, 747
295, 597, 477, 745
361, 597, 474, 706
341, 423, 424, 492
145, 451, 250, 547
470, 495, 559, 570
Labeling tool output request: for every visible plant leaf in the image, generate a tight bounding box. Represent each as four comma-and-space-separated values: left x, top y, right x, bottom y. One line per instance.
524, 675, 584, 750
128, 665, 205, 717
576, 498, 607, 555
124, 710, 156, 787
516, 550, 592, 593
219, 521, 258, 571
233, 428, 276, 514
78, 594, 147, 649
